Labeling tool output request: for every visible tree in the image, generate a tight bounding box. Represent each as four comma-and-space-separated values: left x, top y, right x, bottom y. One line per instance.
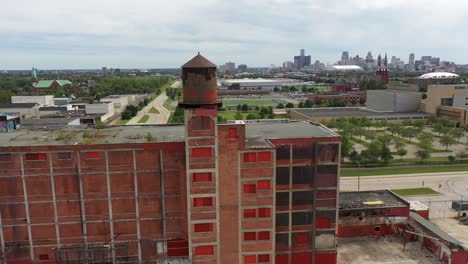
304, 100, 313, 108
457, 150, 468, 160
237, 104, 242, 111
0, 89, 14, 103
448, 155, 456, 163
394, 139, 406, 150
341, 135, 353, 159
234, 111, 243, 120
396, 148, 408, 160
241, 104, 249, 112
450, 128, 465, 143
439, 135, 456, 150
285, 102, 294, 108
415, 150, 430, 161
361, 141, 382, 163
277, 103, 285, 109
387, 123, 401, 136
376, 134, 393, 146
298, 101, 304, 108
380, 145, 393, 162
413, 119, 426, 129
364, 130, 377, 141
348, 150, 362, 165
246, 113, 259, 120
433, 124, 448, 136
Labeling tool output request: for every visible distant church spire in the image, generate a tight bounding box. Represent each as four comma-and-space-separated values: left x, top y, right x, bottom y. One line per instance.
32, 67, 38, 83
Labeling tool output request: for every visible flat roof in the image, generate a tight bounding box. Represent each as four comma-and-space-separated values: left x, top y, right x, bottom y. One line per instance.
0, 120, 337, 148
291, 107, 431, 119
410, 212, 464, 249
340, 190, 409, 210
244, 120, 338, 148
0, 103, 37, 108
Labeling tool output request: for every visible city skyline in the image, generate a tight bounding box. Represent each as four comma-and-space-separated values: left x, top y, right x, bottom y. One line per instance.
1, 0, 468, 69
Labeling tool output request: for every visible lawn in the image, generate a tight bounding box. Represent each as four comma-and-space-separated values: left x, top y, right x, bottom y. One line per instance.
116, 119, 129, 125
138, 115, 150, 124
341, 165, 468, 177
163, 97, 178, 111
218, 111, 250, 120
221, 99, 280, 107
149, 107, 160, 114
391, 188, 440, 196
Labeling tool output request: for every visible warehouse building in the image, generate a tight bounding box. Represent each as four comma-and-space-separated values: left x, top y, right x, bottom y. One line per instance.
366, 90, 422, 112
0, 54, 340, 264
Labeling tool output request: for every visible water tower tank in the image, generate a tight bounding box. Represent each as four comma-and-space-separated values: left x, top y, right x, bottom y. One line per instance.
181, 53, 218, 106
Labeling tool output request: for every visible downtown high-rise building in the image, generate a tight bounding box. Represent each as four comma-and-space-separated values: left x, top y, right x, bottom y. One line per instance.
340, 51, 350, 65
293, 49, 311, 69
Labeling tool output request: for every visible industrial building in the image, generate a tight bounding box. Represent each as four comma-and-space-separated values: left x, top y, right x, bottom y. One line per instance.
421, 84, 468, 125
0, 54, 340, 264
218, 78, 299, 91
366, 90, 422, 112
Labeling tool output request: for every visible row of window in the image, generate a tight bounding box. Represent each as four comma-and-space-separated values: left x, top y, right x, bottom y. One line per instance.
243, 208, 271, 218
244, 231, 270, 241
243, 180, 271, 194
244, 254, 270, 263
243, 152, 271, 162
0, 152, 100, 161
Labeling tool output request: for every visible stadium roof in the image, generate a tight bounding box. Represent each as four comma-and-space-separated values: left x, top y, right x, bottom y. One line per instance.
419, 72, 460, 79
328, 65, 363, 71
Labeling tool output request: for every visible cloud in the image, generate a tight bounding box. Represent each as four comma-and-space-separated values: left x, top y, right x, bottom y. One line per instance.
0, 0, 467, 69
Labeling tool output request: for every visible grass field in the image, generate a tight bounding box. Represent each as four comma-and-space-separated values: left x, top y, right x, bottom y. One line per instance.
341, 165, 468, 177
138, 115, 150, 124
116, 120, 129, 125
149, 107, 160, 114
218, 111, 250, 120
221, 99, 280, 107
391, 188, 440, 196
163, 98, 178, 111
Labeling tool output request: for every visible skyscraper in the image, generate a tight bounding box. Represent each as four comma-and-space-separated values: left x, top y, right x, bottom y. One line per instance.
409, 53, 415, 71
341, 51, 349, 65
293, 49, 311, 69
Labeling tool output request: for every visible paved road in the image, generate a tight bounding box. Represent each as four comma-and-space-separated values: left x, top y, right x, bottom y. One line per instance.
126, 81, 180, 125
340, 172, 468, 200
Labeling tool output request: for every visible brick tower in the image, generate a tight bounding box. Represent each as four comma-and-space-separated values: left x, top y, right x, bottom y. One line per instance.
180, 53, 221, 263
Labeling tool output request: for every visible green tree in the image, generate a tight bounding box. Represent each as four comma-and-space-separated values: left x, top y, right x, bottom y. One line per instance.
387, 123, 401, 136
448, 155, 456, 163
246, 113, 259, 120
450, 128, 465, 143
237, 104, 242, 111
277, 103, 285, 109
413, 119, 426, 129
396, 148, 408, 160
348, 150, 362, 165
341, 135, 353, 159
241, 104, 249, 112
377, 134, 393, 146
304, 100, 313, 108
285, 102, 294, 108
234, 112, 243, 120
361, 141, 382, 163
0, 89, 14, 103
394, 139, 406, 150
298, 101, 304, 108
364, 130, 377, 141
415, 150, 430, 161
380, 145, 393, 162
439, 135, 456, 150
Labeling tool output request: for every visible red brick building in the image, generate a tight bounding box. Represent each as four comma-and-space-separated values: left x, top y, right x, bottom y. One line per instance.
0, 54, 340, 264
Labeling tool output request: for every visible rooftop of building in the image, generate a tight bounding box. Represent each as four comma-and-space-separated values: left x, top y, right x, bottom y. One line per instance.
290, 107, 431, 119
221, 78, 295, 84
339, 190, 409, 210
0, 103, 38, 108
419, 72, 460, 79
0, 120, 338, 147
182, 53, 217, 68
33, 80, 72, 88
328, 65, 363, 71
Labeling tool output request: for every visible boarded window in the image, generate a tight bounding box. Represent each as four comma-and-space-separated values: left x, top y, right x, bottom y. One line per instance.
257, 180, 271, 190
192, 116, 212, 131
292, 166, 314, 185
276, 233, 289, 248
193, 172, 212, 183
0, 153, 12, 162
192, 148, 212, 158
243, 153, 256, 162
25, 153, 47, 161
85, 152, 100, 159
258, 254, 270, 262
244, 209, 256, 218
244, 232, 256, 241
58, 152, 71, 160
243, 184, 256, 194
276, 192, 289, 206
293, 232, 312, 245
228, 127, 237, 138
194, 245, 214, 256
292, 212, 313, 226
258, 152, 271, 161
292, 191, 314, 205
258, 208, 271, 218
258, 231, 270, 240
194, 223, 213, 232
276, 213, 289, 227
244, 255, 256, 264
193, 197, 212, 207
276, 167, 290, 185
39, 254, 49, 260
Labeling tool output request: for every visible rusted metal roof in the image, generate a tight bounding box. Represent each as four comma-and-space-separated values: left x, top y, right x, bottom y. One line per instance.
182, 53, 217, 68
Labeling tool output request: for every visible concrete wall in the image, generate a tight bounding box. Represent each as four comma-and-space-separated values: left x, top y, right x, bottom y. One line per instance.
85, 102, 115, 122
12, 96, 54, 106
426, 84, 468, 114
0, 107, 38, 119
366, 90, 421, 112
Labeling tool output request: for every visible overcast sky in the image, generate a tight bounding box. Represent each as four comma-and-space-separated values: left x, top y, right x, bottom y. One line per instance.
1, 0, 467, 69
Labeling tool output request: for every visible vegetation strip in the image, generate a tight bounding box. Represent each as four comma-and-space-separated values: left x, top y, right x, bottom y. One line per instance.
391, 188, 440, 196
341, 165, 468, 177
